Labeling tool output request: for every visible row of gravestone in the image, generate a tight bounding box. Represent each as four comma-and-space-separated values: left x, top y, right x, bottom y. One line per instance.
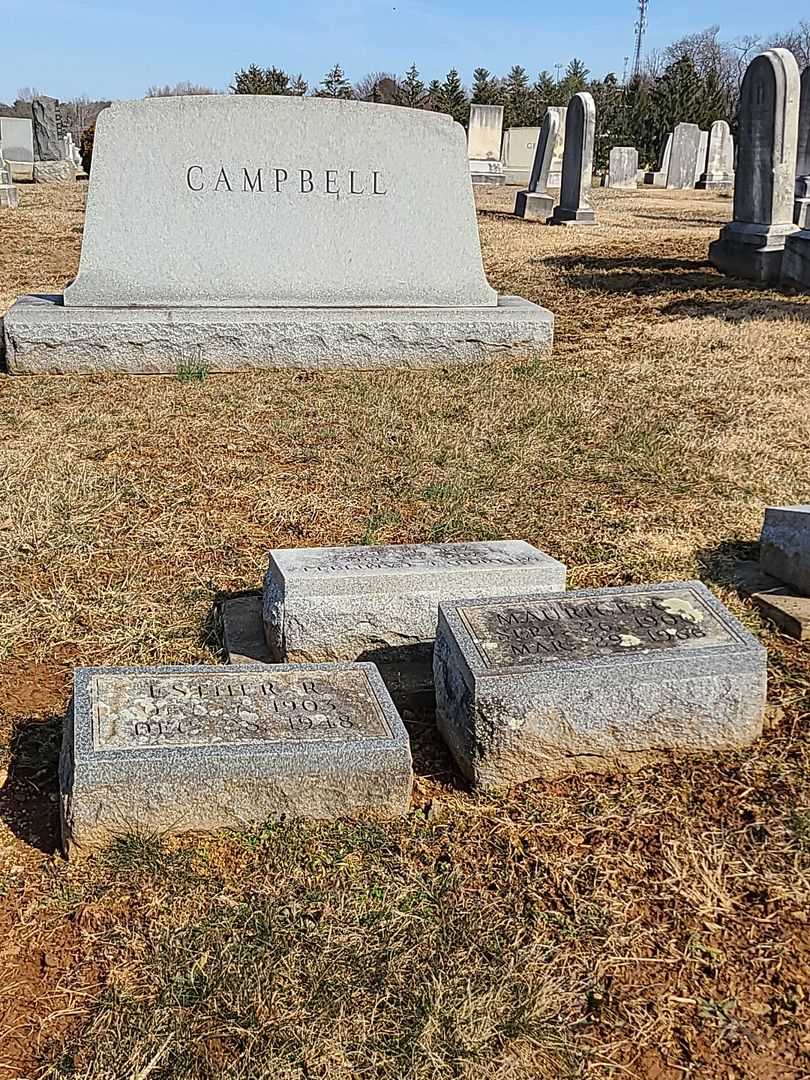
641, 121, 735, 191
0, 99, 80, 185
710, 50, 809, 286
60, 539, 767, 856
514, 93, 597, 224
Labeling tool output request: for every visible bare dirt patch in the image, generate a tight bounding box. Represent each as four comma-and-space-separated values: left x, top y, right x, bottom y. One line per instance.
0, 182, 808, 1079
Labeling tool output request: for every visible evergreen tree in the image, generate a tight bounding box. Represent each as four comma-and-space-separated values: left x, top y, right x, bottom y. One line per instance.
533, 69, 563, 112
317, 63, 353, 99
440, 68, 469, 124
589, 72, 623, 169
650, 55, 704, 133
559, 58, 589, 101
231, 64, 274, 94
396, 63, 427, 108
288, 73, 309, 97
471, 67, 501, 104
502, 64, 535, 127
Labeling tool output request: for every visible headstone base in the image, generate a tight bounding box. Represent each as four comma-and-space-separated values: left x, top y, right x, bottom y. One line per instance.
504, 168, 531, 186
709, 222, 799, 283
549, 206, 596, 226
696, 173, 734, 190
514, 190, 554, 221
643, 171, 666, 187
781, 230, 810, 287
7, 161, 34, 183
469, 160, 506, 185
0, 184, 19, 209
4, 294, 554, 374
794, 196, 810, 230
33, 160, 76, 183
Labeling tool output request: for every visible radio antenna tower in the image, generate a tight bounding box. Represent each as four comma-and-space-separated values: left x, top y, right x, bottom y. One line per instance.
631, 0, 649, 79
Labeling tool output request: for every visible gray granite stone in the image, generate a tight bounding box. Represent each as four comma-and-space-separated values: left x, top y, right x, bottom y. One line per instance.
502, 126, 540, 186
32, 96, 62, 161
68, 97, 495, 308
606, 146, 638, 189
760, 505, 810, 594
710, 49, 801, 282
3, 293, 554, 374
644, 133, 672, 186
222, 593, 272, 664
60, 663, 413, 855
514, 111, 559, 220
697, 120, 735, 189
263, 540, 566, 666
693, 129, 709, 185
550, 93, 596, 225
666, 123, 702, 189
781, 227, 810, 286
33, 159, 75, 183
434, 581, 766, 790
795, 67, 810, 228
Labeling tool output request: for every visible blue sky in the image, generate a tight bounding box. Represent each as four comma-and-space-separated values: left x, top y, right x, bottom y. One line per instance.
0, 0, 800, 102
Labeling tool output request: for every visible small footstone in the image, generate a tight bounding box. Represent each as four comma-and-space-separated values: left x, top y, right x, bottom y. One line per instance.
434, 581, 766, 790
760, 505, 810, 595
60, 663, 413, 855
751, 590, 810, 640
264, 540, 566, 667
221, 593, 271, 664
32, 159, 75, 183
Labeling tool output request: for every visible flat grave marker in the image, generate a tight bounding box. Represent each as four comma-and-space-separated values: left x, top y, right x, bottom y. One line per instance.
60, 663, 413, 854
434, 581, 766, 790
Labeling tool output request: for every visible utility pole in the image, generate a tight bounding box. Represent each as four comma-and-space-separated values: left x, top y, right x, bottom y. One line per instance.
554, 63, 563, 84
632, 0, 648, 79
622, 56, 630, 86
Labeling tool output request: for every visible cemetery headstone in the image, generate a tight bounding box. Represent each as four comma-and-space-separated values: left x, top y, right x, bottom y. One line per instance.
546, 106, 567, 187
666, 123, 702, 189
759, 506, 810, 594
434, 582, 767, 790
60, 663, 413, 855
710, 49, 801, 282
502, 126, 540, 186
693, 129, 709, 185
697, 120, 735, 190
32, 159, 76, 183
4, 96, 553, 373
263, 541, 566, 705
605, 146, 638, 189
550, 92, 596, 225
0, 116, 34, 181
468, 103, 505, 184
644, 132, 672, 186
0, 153, 20, 209
31, 96, 63, 161
514, 110, 560, 221
794, 66, 810, 228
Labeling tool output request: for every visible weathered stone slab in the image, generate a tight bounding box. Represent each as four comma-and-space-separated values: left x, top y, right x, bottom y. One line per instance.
546, 107, 566, 187
263, 540, 566, 666
751, 589, 810, 640
467, 104, 504, 163
760, 505, 810, 594
60, 663, 413, 854
550, 93, 596, 225
697, 120, 735, 189
693, 129, 709, 185
33, 159, 75, 183
0, 117, 34, 165
666, 123, 702, 189
3, 293, 553, 374
32, 96, 62, 161
434, 581, 766, 789
605, 146, 638, 189
644, 132, 672, 186
710, 49, 801, 282
502, 126, 540, 186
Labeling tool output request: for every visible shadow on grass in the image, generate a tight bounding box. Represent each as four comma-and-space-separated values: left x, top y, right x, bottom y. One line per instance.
661, 296, 810, 321
0, 713, 63, 854
697, 539, 763, 593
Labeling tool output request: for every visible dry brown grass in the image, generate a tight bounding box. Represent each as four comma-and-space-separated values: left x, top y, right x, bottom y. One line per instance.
0, 181, 808, 1080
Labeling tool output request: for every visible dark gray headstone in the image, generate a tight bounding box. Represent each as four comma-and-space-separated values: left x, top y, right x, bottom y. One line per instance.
32, 96, 63, 161
710, 48, 801, 282
550, 92, 596, 225
514, 110, 560, 220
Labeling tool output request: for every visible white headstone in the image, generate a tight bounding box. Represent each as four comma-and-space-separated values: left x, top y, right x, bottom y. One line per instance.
468, 104, 505, 185
606, 146, 639, 189
697, 120, 735, 189
666, 123, 702, 189
546, 106, 567, 187
502, 126, 540, 186
0, 116, 34, 181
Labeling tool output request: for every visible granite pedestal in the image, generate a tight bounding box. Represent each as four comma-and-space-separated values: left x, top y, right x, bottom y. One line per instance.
760, 505, 810, 594
434, 581, 766, 790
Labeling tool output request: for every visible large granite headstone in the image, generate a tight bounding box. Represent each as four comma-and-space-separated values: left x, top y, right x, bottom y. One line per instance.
697, 120, 735, 190
710, 49, 801, 282
434, 582, 767, 789
502, 126, 540, 186
60, 663, 413, 854
31, 96, 63, 161
0, 116, 34, 181
514, 110, 560, 221
468, 103, 505, 185
666, 123, 702, 189
794, 66, 810, 228
550, 93, 596, 225
605, 146, 638, 189
4, 97, 552, 373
